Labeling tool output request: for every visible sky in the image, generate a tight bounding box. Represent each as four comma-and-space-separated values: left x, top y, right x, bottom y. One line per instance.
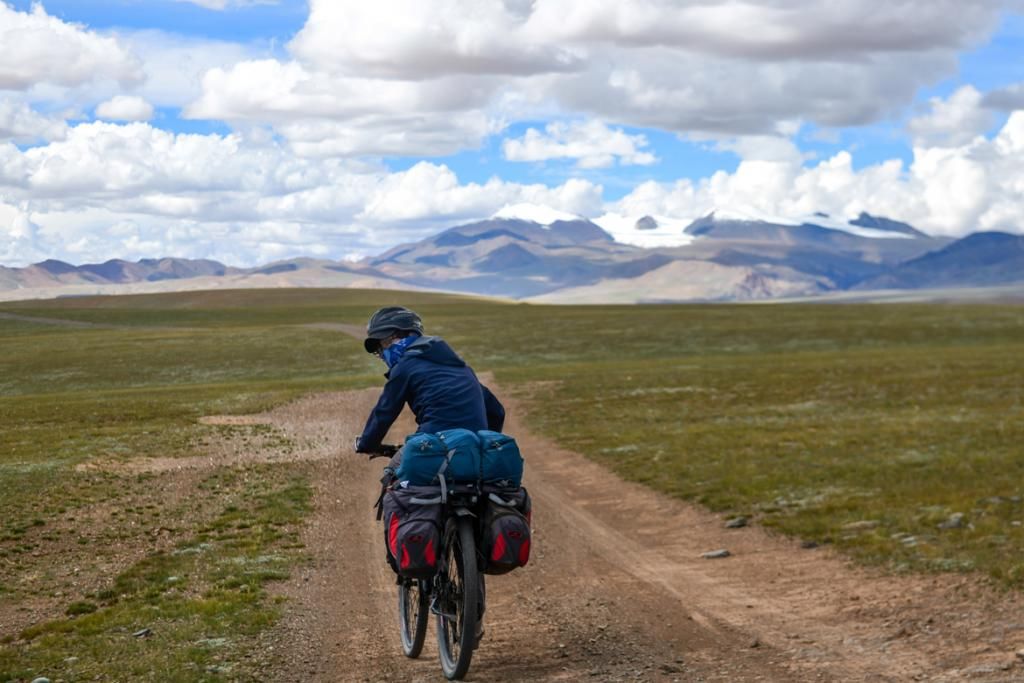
1, 0, 1023, 267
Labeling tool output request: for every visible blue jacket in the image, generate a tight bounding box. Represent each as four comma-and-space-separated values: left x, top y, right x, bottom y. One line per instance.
356, 336, 505, 452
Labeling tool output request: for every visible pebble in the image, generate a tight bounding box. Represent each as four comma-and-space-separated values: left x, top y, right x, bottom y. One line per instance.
701, 549, 731, 559
801, 540, 819, 549
1016, 649, 1024, 661
842, 520, 879, 531
132, 628, 152, 638
938, 513, 966, 530
30, 678, 50, 683
724, 517, 748, 529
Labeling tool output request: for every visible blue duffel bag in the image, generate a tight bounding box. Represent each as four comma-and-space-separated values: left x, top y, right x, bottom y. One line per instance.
479, 430, 523, 488
396, 432, 447, 486
437, 428, 482, 483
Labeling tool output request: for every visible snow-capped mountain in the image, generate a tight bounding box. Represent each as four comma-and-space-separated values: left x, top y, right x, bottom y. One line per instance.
591, 213, 695, 248
3, 206, 1021, 303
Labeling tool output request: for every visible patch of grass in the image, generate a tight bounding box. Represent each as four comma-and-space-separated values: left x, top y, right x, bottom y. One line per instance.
65, 601, 98, 616
0, 465, 311, 682
490, 305, 1024, 586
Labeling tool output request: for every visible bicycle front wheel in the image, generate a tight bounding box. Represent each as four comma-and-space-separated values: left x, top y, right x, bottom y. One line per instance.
398, 578, 429, 658
435, 516, 479, 680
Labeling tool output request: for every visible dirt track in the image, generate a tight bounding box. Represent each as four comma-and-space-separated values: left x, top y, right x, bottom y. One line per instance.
221, 386, 1024, 683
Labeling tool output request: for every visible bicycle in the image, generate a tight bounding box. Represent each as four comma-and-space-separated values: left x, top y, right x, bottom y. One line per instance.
368, 444, 484, 681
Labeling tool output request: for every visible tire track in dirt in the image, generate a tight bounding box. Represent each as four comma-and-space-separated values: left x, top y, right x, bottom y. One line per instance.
235, 385, 1024, 682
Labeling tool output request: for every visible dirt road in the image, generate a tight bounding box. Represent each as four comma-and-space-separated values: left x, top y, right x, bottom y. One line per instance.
227, 385, 1024, 683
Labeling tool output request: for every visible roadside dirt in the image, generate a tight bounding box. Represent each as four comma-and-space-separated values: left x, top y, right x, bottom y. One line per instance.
234, 387, 1024, 682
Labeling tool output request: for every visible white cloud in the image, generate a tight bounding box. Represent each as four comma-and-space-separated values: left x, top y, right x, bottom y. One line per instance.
0, 99, 68, 143
0, 4, 141, 91
982, 82, 1024, 111
0, 120, 604, 264
908, 86, 994, 147
713, 135, 805, 164
123, 30, 263, 109
96, 96, 155, 122
182, 0, 1014, 155
612, 112, 1024, 238
0, 202, 48, 266
357, 162, 602, 226
289, 0, 580, 78
503, 120, 657, 168
186, 59, 504, 156
523, 0, 1002, 60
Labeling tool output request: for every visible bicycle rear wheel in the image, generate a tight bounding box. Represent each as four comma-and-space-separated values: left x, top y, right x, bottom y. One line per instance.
435, 516, 478, 680
398, 578, 429, 658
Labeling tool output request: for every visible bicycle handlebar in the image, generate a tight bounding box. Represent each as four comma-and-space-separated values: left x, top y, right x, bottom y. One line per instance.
365, 444, 400, 460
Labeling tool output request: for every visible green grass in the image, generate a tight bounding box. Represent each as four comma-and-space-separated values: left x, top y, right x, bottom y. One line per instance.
2, 288, 1024, 678
1, 466, 311, 682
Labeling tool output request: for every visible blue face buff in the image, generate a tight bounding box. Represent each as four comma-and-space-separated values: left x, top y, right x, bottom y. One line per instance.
381, 334, 419, 368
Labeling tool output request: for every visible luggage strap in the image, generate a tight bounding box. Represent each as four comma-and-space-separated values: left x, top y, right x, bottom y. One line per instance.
435, 449, 456, 504
488, 492, 516, 507
374, 483, 386, 521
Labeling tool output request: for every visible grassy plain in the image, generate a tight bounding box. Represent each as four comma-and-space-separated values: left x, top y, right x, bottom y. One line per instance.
1, 289, 1023, 679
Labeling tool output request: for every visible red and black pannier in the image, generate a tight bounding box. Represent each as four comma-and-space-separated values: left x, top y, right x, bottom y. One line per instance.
381, 484, 444, 579
480, 486, 532, 575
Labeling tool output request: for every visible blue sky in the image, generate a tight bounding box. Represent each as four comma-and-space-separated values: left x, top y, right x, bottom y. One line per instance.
1, 0, 1023, 266
7, 0, 309, 42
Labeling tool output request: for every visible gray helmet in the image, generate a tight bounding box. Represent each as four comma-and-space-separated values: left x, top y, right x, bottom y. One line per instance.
363, 306, 424, 353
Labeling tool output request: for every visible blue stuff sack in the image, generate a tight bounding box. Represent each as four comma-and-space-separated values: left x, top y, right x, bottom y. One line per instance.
437, 429, 482, 484
478, 431, 523, 488
396, 433, 447, 486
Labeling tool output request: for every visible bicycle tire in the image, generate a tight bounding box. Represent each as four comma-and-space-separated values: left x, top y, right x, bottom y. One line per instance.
435, 516, 479, 680
398, 578, 429, 658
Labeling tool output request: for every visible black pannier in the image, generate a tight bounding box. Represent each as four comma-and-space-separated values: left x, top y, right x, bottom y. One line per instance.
480, 486, 532, 575
381, 484, 444, 579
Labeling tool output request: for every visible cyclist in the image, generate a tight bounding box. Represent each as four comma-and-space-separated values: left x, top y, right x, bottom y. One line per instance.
354, 306, 505, 465
354, 306, 504, 645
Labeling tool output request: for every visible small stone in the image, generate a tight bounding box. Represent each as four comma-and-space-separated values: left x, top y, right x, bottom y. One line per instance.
725, 516, 748, 529
938, 513, 966, 530
30, 678, 51, 683
749, 638, 761, 648
801, 540, 819, 549
1016, 648, 1024, 661
701, 549, 731, 559
842, 520, 879, 531
132, 628, 152, 638
63, 657, 78, 664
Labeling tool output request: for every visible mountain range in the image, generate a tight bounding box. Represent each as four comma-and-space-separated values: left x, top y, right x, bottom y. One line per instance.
2, 207, 1022, 303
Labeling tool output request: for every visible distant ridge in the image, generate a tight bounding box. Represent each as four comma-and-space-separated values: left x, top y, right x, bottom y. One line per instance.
2, 209, 1022, 303
856, 231, 1024, 290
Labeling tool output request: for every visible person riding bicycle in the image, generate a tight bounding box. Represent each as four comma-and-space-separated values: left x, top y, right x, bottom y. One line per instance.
354, 305, 506, 475
355, 306, 503, 647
